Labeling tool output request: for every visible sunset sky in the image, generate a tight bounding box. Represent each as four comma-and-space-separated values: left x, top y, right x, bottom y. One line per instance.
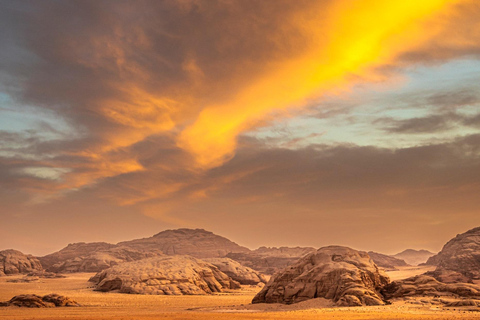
1, 0, 480, 256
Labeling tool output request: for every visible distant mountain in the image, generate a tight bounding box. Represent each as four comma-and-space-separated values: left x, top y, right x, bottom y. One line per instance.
426, 226, 480, 283
392, 249, 435, 266
38, 242, 116, 270
118, 228, 251, 258
227, 246, 316, 275
367, 251, 408, 270
38, 228, 251, 273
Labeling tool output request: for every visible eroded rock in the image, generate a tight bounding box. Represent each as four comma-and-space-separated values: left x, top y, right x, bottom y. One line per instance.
425, 227, 480, 283
89, 255, 240, 295
203, 257, 267, 285
0, 249, 43, 276
382, 274, 480, 306
0, 294, 79, 308
252, 246, 389, 306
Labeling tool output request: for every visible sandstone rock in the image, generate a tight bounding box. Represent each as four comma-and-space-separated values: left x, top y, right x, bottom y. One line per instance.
203, 257, 267, 285
0, 294, 79, 308
118, 228, 250, 258
227, 246, 316, 275
0, 249, 43, 276
367, 252, 408, 270
381, 274, 480, 305
89, 255, 241, 295
425, 227, 480, 283
44, 246, 163, 273
393, 249, 436, 266
252, 246, 389, 306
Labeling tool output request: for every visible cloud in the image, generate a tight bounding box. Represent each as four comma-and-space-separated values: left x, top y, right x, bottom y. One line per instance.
376, 113, 460, 134
0, 0, 479, 207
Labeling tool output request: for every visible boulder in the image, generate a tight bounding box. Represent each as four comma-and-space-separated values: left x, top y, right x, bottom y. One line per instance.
368, 252, 408, 270
252, 246, 389, 306
0, 249, 43, 276
426, 227, 480, 283
203, 257, 267, 285
0, 294, 79, 308
89, 255, 241, 295
118, 228, 250, 258
382, 274, 480, 305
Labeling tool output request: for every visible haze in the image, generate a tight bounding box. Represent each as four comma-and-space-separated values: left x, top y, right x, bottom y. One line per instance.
1, 0, 480, 256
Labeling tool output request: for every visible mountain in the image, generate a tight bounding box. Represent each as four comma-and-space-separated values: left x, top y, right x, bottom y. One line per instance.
0, 249, 43, 276
227, 246, 316, 275
38, 228, 251, 273
252, 246, 389, 306
118, 228, 250, 258
392, 249, 435, 266
38, 242, 116, 270
42, 246, 164, 273
367, 251, 409, 270
426, 226, 480, 283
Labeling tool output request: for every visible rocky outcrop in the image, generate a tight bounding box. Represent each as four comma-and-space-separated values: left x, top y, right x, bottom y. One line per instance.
252, 246, 389, 306
368, 252, 408, 270
89, 255, 240, 295
44, 246, 163, 273
118, 228, 250, 258
227, 246, 316, 275
0, 249, 43, 276
424, 227, 480, 283
392, 249, 435, 266
0, 294, 79, 308
203, 257, 267, 285
382, 274, 480, 304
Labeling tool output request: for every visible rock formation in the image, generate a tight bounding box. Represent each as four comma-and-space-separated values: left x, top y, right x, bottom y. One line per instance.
0, 249, 43, 276
0, 294, 80, 307
252, 246, 389, 306
368, 251, 408, 270
382, 274, 480, 305
203, 257, 267, 285
43, 246, 163, 273
118, 228, 250, 258
424, 227, 480, 283
227, 246, 316, 275
392, 249, 435, 266
89, 255, 240, 295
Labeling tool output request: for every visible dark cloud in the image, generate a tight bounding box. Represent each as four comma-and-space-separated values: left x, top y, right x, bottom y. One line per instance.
375, 113, 460, 134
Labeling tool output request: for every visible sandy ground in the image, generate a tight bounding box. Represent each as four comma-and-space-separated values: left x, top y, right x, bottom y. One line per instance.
386, 265, 436, 281
0, 267, 478, 320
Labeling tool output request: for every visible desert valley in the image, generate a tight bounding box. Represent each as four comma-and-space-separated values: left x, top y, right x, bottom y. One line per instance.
1, 227, 480, 319
2, 1, 480, 319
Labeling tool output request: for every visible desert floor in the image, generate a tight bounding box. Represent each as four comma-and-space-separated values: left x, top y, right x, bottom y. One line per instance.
1, 266, 479, 320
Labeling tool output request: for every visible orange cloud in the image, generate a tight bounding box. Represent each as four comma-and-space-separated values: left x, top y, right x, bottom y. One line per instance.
177, 0, 464, 169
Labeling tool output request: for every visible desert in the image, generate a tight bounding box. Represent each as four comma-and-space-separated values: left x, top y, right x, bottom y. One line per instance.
2, 227, 480, 319
2, 1, 480, 319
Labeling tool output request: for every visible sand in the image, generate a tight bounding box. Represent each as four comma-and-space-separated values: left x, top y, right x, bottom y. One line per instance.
0, 268, 478, 319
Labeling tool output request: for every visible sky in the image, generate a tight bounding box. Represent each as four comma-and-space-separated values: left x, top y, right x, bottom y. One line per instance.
1, 0, 480, 256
